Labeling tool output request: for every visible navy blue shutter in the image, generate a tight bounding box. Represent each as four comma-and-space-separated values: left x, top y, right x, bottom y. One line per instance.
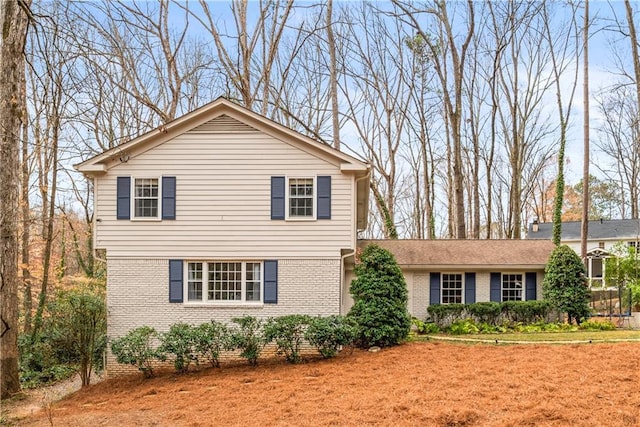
525, 272, 537, 301
490, 272, 502, 302
116, 176, 131, 220
430, 272, 441, 305
465, 272, 476, 304
317, 176, 331, 219
271, 177, 285, 220
169, 260, 183, 303
162, 176, 176, 220
263, 260, 278, 303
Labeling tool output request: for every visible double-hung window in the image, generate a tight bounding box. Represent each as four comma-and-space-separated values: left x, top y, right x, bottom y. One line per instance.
134, 178, 159, 218
186, 261, 262, 304
502, 273, 523, 301
442, 273, 463, 304
288, 178, 314, 218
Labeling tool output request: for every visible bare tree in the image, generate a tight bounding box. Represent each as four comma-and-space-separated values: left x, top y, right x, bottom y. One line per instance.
393, 0, 475, 239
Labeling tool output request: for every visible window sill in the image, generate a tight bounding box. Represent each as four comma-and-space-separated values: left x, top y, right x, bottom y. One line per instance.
182, 303, 265, 309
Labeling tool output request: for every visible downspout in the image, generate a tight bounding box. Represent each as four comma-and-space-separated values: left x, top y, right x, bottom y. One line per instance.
340, 169, 371, 315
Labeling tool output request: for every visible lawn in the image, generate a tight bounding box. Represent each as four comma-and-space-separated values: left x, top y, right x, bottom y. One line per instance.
8, 339, 640, 427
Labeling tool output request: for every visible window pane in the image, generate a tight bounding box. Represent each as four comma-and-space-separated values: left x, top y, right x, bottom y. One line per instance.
209, 262, 242, 301
245, 263, 261, 301
442, 273, 463, 304
289, 178, 313, 217
134, 178, 159, 218
187, 262, 203, 301
502, 274, 523, 301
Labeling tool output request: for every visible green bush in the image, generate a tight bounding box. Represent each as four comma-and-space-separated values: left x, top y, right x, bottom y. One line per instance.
411, 318, 440, 334
47, 283, 106, 386
427, 304, 466, 328
466, 302, 502, 325
305, 315, 357, 358
193, 321, 231, 368
19, 279, 106, 388
348, 244, 411, 348
159, 323, 198, 373
264, 315, 312, 364
229, 316, 265, 366
448, 319, 480, 335
543, 245, 591, 324
110, 326, 165, 378
579, 320, 616, 331
501, 301, 551, 324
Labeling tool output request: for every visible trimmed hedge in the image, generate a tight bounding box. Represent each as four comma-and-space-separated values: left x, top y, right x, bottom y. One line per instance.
427, 301, 552, 329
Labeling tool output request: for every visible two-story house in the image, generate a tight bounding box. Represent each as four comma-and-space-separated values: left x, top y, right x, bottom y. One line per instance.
76, 98, 369, 368
78, 99, 556, 374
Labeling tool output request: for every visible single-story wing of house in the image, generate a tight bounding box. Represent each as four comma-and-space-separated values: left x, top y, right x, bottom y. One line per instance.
345, 239, 556, 319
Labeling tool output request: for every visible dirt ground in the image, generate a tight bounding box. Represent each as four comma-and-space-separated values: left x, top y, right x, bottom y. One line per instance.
5, 341, 640, 427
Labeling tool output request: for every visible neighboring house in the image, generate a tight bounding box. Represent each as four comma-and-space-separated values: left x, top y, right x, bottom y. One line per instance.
76, 98, 370, 373
344, 240, 555, 320
527, 219, 640, 287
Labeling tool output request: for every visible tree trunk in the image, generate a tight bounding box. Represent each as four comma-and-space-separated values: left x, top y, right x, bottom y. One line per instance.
326, 0, 340, 149
581, 0, 590, 263
21, 71, 32, 334
1, 0, 31, 400
625, 0, 640, 218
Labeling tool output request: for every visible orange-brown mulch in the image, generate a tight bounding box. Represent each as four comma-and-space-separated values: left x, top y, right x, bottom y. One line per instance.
13, 341, 640, 426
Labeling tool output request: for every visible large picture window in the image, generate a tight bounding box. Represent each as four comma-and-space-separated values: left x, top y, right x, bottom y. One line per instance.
288, 178, 314, 218
442, 273, 463, 304
134, 178, 159, 218
502, 273, 523, 301
187, 261, 262, 303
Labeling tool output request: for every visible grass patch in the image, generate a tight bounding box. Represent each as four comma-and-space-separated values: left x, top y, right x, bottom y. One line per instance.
429, 329, 640, 342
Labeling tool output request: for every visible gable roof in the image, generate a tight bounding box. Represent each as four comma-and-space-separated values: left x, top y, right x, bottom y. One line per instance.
527, 219, 640, 241
75, 97, 368, 176
358, 239, 555, 269
75, 97, 370, 228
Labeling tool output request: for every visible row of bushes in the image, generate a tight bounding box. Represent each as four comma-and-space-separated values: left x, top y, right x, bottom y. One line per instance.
413, 317, 617, 335
426, 301, 553, 328
111, 315, 357, 377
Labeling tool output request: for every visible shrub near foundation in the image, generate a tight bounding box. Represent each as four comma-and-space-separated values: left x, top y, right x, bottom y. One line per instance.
159, 323, 198, 374
110, 326, 165, 378
229, 316, 265, 366
305, 315, 358, 358
264, 315, 312, 364
348, 244, 411, 348
192, 321, 231, 368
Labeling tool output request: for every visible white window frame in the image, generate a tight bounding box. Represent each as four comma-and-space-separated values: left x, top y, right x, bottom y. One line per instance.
132, 177, 161, 220
501, 273, 524, 302
184, 261, 263, 305
286, 176, 316, 220
441, 273, 464, 304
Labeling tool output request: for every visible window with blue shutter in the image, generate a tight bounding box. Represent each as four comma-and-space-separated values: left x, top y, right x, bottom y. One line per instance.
271, 177, 285, 220
116, 176, 131, 220
464, 272, 476, 304
169, 260, 183, 303
490, 272, 501, 302
525, 272, 537, 301
317, 176, 331, 219
162, 176, 176, 220
263, 260, 278, 304
430, 272, 441, 306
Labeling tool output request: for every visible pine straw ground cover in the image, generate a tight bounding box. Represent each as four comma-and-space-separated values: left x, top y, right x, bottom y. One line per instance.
13, 341, 640, 427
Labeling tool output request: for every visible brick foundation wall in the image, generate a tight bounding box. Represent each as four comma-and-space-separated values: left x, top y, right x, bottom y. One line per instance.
106, 258, 341, 376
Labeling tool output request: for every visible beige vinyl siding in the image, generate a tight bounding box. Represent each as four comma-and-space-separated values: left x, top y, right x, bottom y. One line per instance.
94, 118, 354, 258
